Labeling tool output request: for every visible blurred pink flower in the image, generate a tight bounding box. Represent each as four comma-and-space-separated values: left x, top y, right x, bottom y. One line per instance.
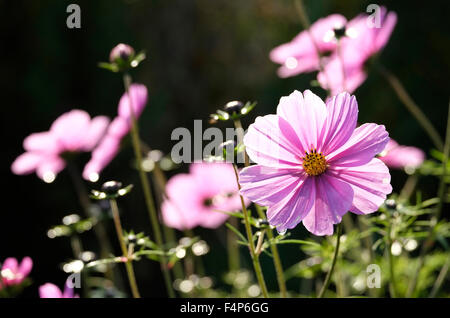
83, 84, 148, 182
39, 280, 79, 298
379, 139, 425, 170
0, 257, 33, 287
162, 162, 250, 230
239, 90, 392, 236
270, 14, 347, 78
11, 110, 109, 182
318, 7, 397, 94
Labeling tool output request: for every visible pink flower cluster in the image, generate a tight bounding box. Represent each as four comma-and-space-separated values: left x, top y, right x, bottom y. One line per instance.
83, 83, 148, 182
162, 162, 249, 230
0, 257, 33, 289
11, 84, 148, 184
11, 110, 109, 183
270, 7, 397, 95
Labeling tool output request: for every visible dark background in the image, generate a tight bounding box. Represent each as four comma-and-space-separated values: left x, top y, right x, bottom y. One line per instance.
1, 0, 449, 297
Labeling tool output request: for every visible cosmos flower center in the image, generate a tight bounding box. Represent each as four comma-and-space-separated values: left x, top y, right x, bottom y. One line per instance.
302, 149, 327, 176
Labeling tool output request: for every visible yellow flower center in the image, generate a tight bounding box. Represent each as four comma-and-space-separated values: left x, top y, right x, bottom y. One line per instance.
302, 149, 327, 176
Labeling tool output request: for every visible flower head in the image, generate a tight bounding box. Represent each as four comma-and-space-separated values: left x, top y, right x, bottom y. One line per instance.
39, 279, 79, 298
1, 257, 33, 287
109, 43, 135, 63
83, 84, 148, 181
239, 90, 392, 235
11, 110, 109, 182
162, 162, 249, 230
379, 139, 425, 170
318, 7, 397, 94
270, 14, 347, 78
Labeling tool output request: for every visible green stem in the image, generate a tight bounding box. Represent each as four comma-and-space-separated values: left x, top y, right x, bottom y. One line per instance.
429, 257, 450, 298
317, 223, 342, 298
386, 216, 398, 298
233, 117, 286, 297
294, 0, 330, 93
255, 204, 288, 298
406, 101, 450, 297
227, 217, 241, 271
377, 64, 444, 151
232, 164, 269, 297
109, 198, 141, 298
66, 162, 115, 282
122, 73, 175, 298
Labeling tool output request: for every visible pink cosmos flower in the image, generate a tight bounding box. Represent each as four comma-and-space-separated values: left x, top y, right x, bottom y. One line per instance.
11, 110, 109, 183
239, 90, 392, 236
83, 84, 148, 182
270, 14, 347, 78
39, 280, 79, 298
318, 7, 397, 94
162, 162, 250, 230
378, 139, 425, 170
0, 257, 33, 288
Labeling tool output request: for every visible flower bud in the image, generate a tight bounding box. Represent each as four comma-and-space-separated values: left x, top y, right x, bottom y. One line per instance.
101, 181, 123, 195
109, 43, 135, 63
224, 100, 244, 114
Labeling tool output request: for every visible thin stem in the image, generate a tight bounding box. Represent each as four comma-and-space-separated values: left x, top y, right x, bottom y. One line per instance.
227, 217, 241, 271
377, 64, 444, 151
122, 73, 175, 298
317, 223, 342, 298
294, 0, 330, 91
233, 119, 249, 166
66, 162, 114, 281
232, 164, 269, 297
255, 204, 288, 298
233, 117, 287, 297
399, 175, 419, 202
109, 198, 141, 298
407, 101, 450, 297
139, 141, 184, 279
386, 215, 398, 298
429, 257, 450, 298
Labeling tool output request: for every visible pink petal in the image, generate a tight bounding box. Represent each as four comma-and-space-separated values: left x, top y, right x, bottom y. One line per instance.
39, 283, 63, 298
379, 139, 425, 169
374, 9, 397, 52
118, 83, 148, 121
327, 123, 389, 167
161, 199, 199, 231
276, 90, 327, 152
269, 14, 347, 78
267, 175, 315, 232
23, 132, 61, 154
239, 165, 303, 207
244, 114, 302, 168
18, 257, 33, 278
302, 175, 353, 236
82, 135, 121, 180
11, 152, 45, 175
329, 158, 392, 215
36, 156, 66, 181
2, 258, 18, 272
82, 116, 110, 151
107, 116, 130, 139
50, 110, 91, 152
317, 54, 367, 95
319, 92, 358, 154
